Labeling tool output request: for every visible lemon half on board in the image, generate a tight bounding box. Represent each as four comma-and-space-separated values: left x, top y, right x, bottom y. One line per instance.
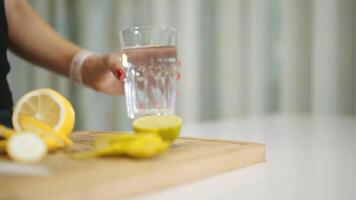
12, 88, 75, 137
132, 115, 182, 142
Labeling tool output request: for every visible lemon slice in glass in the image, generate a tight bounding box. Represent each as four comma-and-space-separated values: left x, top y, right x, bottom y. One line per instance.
132, 115, 182, 142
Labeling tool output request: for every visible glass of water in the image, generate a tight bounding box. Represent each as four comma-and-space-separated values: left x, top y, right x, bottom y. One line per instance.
119, 26, 179, 119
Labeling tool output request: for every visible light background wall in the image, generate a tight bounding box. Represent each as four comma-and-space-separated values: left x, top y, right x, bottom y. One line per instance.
7, 0, 356, 131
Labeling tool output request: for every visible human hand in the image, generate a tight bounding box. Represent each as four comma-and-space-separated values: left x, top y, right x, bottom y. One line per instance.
80, 52, 181, 97
81, 53, 125, 95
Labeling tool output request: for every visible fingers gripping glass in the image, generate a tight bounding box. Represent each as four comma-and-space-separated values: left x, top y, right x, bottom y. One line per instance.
119, 26, 179, 119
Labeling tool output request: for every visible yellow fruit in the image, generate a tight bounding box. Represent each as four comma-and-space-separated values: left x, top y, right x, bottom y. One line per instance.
92, 132, 136, 148
74, 133, 169, 159
6, 132, 47, 163
12, 88, 75, 137
73, 144, 124, 160
124, 134, 169, 158
0, 140, 6, 153
16, 115, 72, 150
0, 124, 16, 139
132, 115, 182, 142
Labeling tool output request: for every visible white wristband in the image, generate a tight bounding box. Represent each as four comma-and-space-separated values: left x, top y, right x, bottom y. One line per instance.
69, 50, 95, 83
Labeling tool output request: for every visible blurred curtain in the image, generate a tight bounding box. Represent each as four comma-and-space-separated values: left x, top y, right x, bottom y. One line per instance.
7, 0, 356, 131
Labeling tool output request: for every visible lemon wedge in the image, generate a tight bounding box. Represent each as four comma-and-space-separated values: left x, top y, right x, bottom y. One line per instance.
73, 133, 169, 159
132, 115, 182, 142
18, 115, 73, 147
12, 88, 75, 137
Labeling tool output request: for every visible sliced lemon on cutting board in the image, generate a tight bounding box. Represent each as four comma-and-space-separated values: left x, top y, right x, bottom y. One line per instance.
0, 124, 16, 139
73, 133, 169, 159
6, 132, 47, 163
18, 115, 73, 150
0, 140, 7, 153
12, 88, 75, 137
132, 115, 182, 142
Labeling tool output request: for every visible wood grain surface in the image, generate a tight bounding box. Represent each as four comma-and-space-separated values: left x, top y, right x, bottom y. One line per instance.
0, 131, 265, 200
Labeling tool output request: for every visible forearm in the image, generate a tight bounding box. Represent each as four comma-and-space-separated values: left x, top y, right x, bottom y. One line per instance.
5, 0, 81, 77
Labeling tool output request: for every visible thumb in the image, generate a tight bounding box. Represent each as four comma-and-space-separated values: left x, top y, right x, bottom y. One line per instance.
103, 53, 126, 80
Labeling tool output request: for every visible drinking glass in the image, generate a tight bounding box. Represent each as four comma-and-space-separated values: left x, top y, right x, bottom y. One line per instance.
119, 26, 179, 119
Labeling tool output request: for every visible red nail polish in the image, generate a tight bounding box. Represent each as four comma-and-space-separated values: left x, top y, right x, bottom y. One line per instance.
176, 72, 181, 81
116, 69, 124, 80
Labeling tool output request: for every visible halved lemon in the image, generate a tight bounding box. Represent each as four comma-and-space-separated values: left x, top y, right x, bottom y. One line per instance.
132, 115, 182, 142
12, 88, 75, 137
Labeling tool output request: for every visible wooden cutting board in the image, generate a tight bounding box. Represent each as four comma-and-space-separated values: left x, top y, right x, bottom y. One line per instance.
0, 131, 265, 200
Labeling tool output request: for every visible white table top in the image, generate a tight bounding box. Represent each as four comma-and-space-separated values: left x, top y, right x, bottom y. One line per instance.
139, 115, 356, 200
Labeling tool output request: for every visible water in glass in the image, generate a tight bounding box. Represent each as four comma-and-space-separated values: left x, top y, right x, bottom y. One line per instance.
122, 45, 178, 119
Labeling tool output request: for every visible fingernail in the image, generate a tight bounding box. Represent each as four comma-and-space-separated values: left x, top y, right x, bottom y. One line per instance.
115, 69, 125, 80
176, 72, 181, 81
